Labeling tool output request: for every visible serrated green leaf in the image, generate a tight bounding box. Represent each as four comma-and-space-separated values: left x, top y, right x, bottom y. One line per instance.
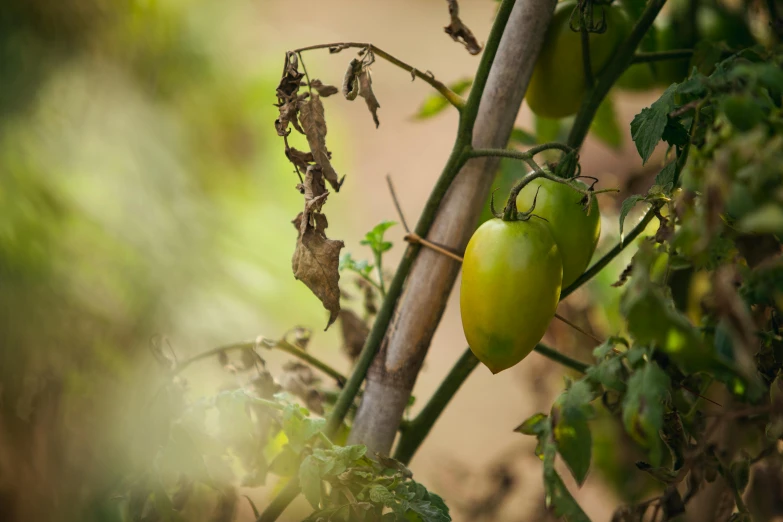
631, 84, 677, 164
619, 195, 646, 234
282, 405, 325, 453
369, 485, 396, 506
339, 252, 373, 276
409, 498, 451, 522
662, 121, 689, 148
414, 78, 471, 119
299, 455, 322, 509
622, 363, 670, 466
590, 96, 622, 150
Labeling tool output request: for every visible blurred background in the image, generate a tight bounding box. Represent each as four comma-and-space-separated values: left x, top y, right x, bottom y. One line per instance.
0, 0, 763, 521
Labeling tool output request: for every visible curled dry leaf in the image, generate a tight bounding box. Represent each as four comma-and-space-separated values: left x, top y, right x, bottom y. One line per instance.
292, 211, 344, 330
310, 79, 339, 98
298, 93, 344, 191
358, 68, 381, 128
444, 0, 483, 55
342, 57, 381, 127
286, 326, 313, 350
250, 370, 281, 399
302, 166, 328, 213
275, 52, 307, 137
338, 309, 370, 362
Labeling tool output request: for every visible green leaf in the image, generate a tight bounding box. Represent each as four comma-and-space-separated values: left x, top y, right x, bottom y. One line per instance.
619, 195, 646, 234
509, 127, 537, 146
662, 120, 689, 148
269, 446, 300, 477
544, 470, 592, 522
654, 161, 677, 193
515, 412, 548, 436
369, 485, 396, 506
535, 115, 562, 144
339, 252, 373, 276
414, 78, 471, 119
299, 455, 322, 509
360, 221, 397, 255
622, 363, 670, 466
551, 380, 596, 486
590, 96, 622, 150
630, 84, 677, 164
282, 405, 326, 453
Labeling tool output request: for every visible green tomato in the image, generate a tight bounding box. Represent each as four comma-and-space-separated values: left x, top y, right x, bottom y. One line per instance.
460, 218, 562, 374
527, 1, 629, 119
516, 177, 600, 288
617, 61, 657, 91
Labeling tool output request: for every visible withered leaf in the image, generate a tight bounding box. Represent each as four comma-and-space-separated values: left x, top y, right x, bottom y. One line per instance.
343, 59, 362, 101
338, 309, 369, 362
280, 362, 323, 415
310, 79, 339, 98
358, 68, 381, 128
292, 212, 344, 330
286, 146, 315, 173
302, 166, 328, 213
275, 93, 307, 137
277, 52, 304, 98
444, 0, 483, 55
329, 43, 352, 54
298, 93, 344, 191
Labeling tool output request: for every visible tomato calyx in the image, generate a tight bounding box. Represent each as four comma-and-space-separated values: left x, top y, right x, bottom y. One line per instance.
492, 185, 547, 223
568, 0, 611, 35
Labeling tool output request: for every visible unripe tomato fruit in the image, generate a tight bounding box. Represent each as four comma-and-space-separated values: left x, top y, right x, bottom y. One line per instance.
460, 218, 562, 374
516, 178, 600, 288
526, 1, 629, 119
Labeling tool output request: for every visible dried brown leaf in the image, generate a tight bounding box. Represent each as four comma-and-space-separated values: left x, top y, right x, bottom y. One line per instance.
275, 93, 307, 137
338, 309, 369, 362
358, 68, 381, 128
310, 79, 339, 98
292, 212, 344, 330
286, 146, 314, 173
277, 52, 304, 98
298, 93, 343, 191
343, 59, 362, 101
444, 0, 483, 55
303, 166, 328, 213
280, 361, 323, 414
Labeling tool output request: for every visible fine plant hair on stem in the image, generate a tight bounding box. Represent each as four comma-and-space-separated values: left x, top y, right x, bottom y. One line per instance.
347, 0, 558, 456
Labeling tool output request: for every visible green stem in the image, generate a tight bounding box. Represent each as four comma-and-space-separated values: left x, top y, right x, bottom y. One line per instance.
567, 0, 667, 149
534, 343, 589, 373
561, 205, 656, 299
374, 252, 386, 297
393, 343, 588, 464
393, 348, 480, 464
256, 479, 301, 522
274, 339, 348, 387
633, 49, 694, 63
580, 12, 594, 90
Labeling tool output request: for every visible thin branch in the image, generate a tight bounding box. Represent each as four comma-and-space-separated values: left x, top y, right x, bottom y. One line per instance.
554, 312, 603, 344
294, 42, 465, 110
633, 49, 694, 63
386, 175, 411, 233
394, 342, 589, 464
403, 232, 465, 262
567, 0, 667, 149
171, 337, 347, 386
561, 205, 657, 299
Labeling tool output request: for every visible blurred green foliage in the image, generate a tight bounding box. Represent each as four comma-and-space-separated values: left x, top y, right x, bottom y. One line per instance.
0, 1, 339, 520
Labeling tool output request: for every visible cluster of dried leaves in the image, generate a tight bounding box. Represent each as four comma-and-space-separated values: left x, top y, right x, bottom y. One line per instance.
275, 49, 381, 330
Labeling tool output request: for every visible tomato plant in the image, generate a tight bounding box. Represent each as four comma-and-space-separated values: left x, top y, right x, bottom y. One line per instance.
526, 1, 630, 119
460, 217, 562, 374
516, 176, 600, 288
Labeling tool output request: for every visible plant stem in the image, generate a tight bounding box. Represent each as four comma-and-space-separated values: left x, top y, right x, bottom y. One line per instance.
171, 338, 347, 386
633, 49, 694, 63
393, 342, 588, 464
580, 13, 594, 89
567, 0, 667, 149
294, 42, 465, 110
374, 252, 386, 297
393, 348, 479, 464
256, 478, 301, 522
561, 205, 656, 299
